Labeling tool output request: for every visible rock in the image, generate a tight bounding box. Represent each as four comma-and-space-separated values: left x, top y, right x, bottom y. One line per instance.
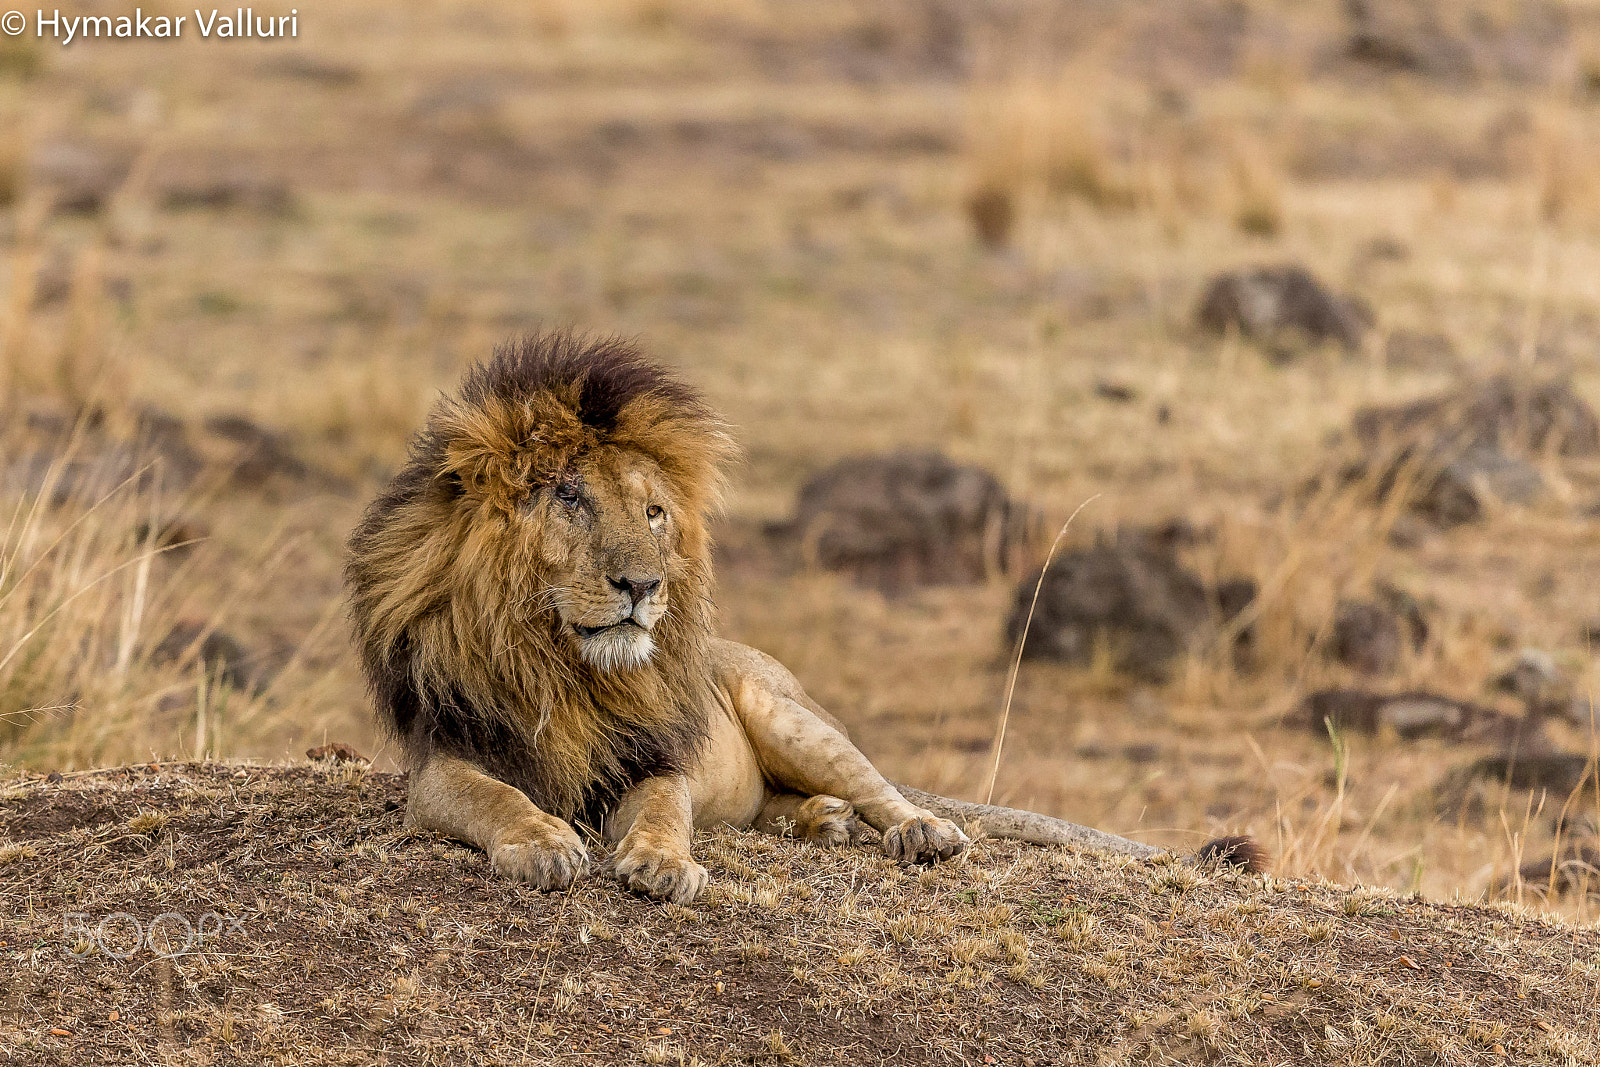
1329, 585, 1426, 675
1005, 528, 1253, 682
1290, 688, 1539, 745
157, 174, 295, 216
1331, 601, 1402, 675
306, 743, 369, 764
151, 622, 260, 692
777, 451, 1037, 589
1492, 648, 1589, 726
1413, 445, 1544, 526
201, 414, 347, 493
131, 518, 210, 558
1345, 0, 1475, 78
1352, 376, 1600, 458
1343, 0, 1569, 85
1332, 376, 1599, 528
1508, 842, 1600, 898
1195, 264, 1371, 353
1465, 752, 1593, 794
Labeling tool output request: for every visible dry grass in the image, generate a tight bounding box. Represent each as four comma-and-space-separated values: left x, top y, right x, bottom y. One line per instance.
1, 762, 1596, 1065
0, 0, 1597, 946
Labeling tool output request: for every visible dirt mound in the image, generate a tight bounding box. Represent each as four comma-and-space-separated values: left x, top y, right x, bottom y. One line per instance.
1004, 527, 1252, 681
2, 762, 1596, 1066
774, 451, 1037, 589
1195, 264, 1371, 354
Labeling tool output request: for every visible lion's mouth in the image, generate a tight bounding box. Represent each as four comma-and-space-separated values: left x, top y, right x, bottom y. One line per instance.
573, 619, 644, 639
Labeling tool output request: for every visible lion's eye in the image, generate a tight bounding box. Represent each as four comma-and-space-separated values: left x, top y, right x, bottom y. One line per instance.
646, 505, 665, 522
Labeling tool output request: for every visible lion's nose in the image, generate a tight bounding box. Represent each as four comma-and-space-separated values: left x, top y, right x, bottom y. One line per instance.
608, 574, 662, 603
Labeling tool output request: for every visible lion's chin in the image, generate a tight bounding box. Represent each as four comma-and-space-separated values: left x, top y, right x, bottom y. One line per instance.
577, 623, 656, 673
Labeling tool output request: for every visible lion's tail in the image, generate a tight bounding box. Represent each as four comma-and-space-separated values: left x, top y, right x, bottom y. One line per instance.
894, 785, 1270, 874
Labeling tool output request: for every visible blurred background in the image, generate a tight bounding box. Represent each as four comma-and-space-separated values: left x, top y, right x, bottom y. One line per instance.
0, 0, 1598, 916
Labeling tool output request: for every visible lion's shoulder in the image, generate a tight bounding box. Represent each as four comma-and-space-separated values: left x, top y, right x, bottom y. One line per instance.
710, 639, 848, 736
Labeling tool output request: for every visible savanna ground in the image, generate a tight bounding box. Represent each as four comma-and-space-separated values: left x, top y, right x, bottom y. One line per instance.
2, 0, 1600, 1060
2, 761, 1598, 1065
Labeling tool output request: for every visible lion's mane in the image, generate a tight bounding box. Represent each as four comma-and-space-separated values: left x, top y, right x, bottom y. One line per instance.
345, 332, 735, 829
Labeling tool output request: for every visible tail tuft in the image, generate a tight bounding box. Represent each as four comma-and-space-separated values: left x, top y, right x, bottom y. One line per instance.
1196, 835, 1270, 874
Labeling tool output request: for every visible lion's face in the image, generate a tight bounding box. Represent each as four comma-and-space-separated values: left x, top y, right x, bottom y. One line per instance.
530, 446, 682, 673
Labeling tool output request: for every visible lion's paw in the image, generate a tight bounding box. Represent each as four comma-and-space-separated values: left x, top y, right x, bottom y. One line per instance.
490, 827, 590, 892
882, 815, 969, 865
793, 795, 869, 848
613, 839, 709, 904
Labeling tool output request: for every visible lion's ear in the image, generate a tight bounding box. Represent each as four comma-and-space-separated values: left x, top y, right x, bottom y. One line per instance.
434, 399, 527, 508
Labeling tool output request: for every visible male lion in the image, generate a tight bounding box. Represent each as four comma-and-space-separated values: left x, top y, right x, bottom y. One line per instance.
346, 332, 1262, 903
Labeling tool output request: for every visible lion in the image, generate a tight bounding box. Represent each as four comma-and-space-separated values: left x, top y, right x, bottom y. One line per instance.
346, 332, 1264, 904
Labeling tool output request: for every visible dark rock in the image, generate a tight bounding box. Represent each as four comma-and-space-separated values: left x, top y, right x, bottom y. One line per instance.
1352, 376, 1600, 458
1290, 688, 1539, 745
1508, 843, 1600, 898
131, 518, 210, 557
1465, 752, 1594, 794
1195, 264, 1371, 353
1343, 0, 1569, 85
1331, 601, 1403, 675
1330, 376, 1598, 528
1008, 542, 1205, 681
201, 414, 346, 492
151, 622, 260, 691
777, 451, 1037, 589
1005, 530, 1252, 682
158, 174, 295, 216
1345, 0, 1475, 78
1415, 446, 1544, 526
1492, 649, 1589, 726
1330, 585, 1427, 675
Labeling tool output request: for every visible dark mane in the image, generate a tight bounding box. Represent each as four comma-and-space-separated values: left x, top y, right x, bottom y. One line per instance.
462, 331, 709, 434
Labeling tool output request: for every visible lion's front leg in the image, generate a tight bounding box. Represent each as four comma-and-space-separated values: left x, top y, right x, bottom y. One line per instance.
408, 753, 589, 892
606, 774, 708, 904
732, 675, 968, 865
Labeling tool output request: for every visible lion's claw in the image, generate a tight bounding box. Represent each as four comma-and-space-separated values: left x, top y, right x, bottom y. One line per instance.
613, 839, 709, 904
491, 830, 590, 891
882, 815, 968, 865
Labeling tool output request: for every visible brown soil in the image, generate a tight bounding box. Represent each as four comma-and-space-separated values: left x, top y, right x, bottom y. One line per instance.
2, 762, 1597, 1066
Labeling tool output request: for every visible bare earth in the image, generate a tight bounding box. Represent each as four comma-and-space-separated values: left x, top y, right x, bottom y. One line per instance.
1, 762, 1596, 1065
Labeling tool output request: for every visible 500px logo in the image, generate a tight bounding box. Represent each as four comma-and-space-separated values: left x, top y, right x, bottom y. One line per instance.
64, 911, 245, 960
